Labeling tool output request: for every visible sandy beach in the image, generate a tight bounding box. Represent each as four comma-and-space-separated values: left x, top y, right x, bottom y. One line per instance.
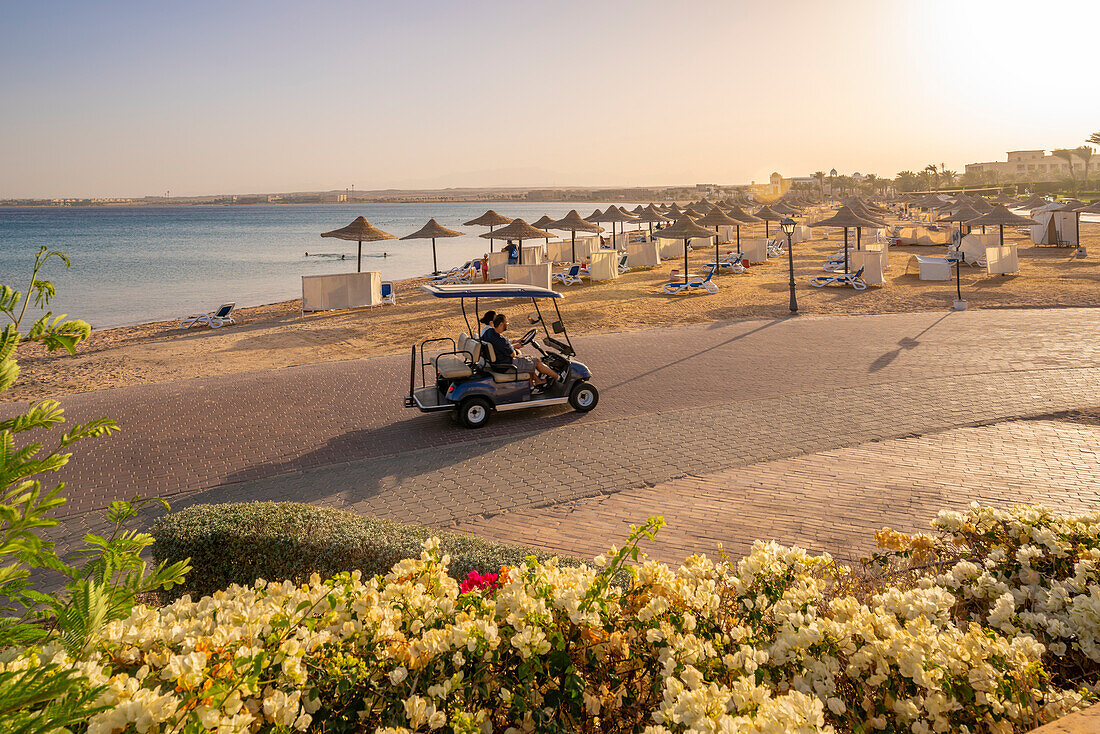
13, 217, 1099, 404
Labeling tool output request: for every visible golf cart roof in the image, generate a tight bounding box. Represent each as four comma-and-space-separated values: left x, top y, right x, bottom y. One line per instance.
421, 283, 564, 299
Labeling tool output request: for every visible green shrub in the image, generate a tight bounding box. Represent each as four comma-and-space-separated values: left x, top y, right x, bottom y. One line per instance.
151, 501, 581, 598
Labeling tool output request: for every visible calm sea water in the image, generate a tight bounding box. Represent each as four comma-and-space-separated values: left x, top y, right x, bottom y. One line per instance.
0, 203, 639, 329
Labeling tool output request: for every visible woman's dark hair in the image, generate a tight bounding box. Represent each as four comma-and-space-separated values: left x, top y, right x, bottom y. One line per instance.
492, 313, 507, 327
479, 310, 496, 325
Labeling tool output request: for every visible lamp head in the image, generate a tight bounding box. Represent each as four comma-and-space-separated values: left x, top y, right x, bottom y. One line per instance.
780, 217, 796, 235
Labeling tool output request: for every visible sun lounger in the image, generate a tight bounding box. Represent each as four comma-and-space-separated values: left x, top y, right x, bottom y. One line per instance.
180, 302, 236, 329
376, 282, 396, 306
430, 266, 477, 285
552, 264, 584, 286
704, 252, 746, 275
617, 253, 630, 274
767, 238, 784, 258
810, 267, 866, 290
662, 270, 719, 295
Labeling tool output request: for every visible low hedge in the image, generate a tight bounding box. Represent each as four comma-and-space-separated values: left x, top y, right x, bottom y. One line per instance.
151, 501, 579, 598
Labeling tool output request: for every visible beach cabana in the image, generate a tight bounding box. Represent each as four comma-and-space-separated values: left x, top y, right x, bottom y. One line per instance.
463, 210, 513, 253
548, 209, 604, 263
400, 218, 463, 276
653, 216, 717, 284
809, 206, 881, 273
479, 219, 554, 265
321, 216, 396, 273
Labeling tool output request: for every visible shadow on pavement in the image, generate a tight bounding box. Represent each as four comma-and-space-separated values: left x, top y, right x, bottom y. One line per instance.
868, 312, 954, 373
605, 318, 785, 390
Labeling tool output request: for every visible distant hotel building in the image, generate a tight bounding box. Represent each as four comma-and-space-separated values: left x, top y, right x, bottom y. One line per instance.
965, 150, 1091, 181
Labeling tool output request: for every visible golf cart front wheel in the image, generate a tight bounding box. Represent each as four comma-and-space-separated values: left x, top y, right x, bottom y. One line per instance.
569, 382, 599, 412
457, 397, 492, 429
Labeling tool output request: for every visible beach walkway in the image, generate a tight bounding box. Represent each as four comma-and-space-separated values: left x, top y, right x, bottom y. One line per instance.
18, 307, 1100, 564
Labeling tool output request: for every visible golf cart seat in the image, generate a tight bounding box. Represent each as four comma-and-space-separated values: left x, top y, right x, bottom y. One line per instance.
432, 333, 480, 379
478, 341, 533, 383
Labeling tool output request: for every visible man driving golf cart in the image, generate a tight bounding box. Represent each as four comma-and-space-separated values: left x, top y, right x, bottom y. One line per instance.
405, 283, 599, 428
481, 312, 563, 390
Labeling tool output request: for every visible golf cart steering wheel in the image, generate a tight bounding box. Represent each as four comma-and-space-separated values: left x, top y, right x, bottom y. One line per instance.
518, 328, 538, 347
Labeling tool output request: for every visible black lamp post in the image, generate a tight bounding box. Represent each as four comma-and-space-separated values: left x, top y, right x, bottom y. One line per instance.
781, 217, 797, 313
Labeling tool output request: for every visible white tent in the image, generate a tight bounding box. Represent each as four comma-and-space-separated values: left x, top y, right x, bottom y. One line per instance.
1029, 211, 1077, 246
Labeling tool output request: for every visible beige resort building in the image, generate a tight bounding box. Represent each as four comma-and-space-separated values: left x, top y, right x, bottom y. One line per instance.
965, 150, 1092, 182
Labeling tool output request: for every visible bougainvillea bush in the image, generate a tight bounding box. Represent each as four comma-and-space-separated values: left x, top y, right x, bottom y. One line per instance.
5, 505, 1100, 733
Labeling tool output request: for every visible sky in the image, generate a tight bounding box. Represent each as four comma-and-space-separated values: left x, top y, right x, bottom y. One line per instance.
2, 0, 1098, 198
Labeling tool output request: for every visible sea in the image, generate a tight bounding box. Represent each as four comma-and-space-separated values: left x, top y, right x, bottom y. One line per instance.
0, 202, 639, 329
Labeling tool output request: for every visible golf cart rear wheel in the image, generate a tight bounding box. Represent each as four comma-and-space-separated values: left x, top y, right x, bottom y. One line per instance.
569, 382, 599, 412
458, 397, 492, 429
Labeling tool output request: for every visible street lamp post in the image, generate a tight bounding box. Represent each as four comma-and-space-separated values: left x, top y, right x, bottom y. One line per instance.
781, 217, 797, 313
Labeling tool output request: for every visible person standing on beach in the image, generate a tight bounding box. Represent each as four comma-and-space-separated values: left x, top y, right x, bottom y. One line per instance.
481, 253, 489, 282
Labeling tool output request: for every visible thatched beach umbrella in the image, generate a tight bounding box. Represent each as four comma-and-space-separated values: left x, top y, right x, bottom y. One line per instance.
845, 201, 887, 250
754, 204, 785, 238
809, 206, 881, 273
584, 208, 604, 223
654, 216, 717, 285
321, 216, 396, 273
769, 201, 800, 216
633, 205, 671, 241
479, 219, 554, 265
965, 204, 1037, 249
724, 204, 762, 254
593, 206, 638, 249
530, 215, 558, 248
464, 210, 513, 253
400, 218, 463, 275
939, 204, 984, 244
1017, 195, 1049, 211
548, 209, 604, 263
695, 206, 743, 272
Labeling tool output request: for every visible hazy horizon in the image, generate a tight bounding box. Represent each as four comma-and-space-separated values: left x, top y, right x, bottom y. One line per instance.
2, 0, 1097, 199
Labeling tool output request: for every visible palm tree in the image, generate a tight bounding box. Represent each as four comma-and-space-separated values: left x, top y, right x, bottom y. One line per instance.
1052, 149, 1077, 193
923, 164, 939, 190
941, 169, 958, 187
1088, 131, 1100, 147
813, 171, 826, 200
1076, 146, 1094, 191
894, 170, 917, 192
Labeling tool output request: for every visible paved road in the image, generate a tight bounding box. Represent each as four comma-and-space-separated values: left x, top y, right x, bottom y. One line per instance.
457, 416, 1100, 564
15, 307, 1100, 556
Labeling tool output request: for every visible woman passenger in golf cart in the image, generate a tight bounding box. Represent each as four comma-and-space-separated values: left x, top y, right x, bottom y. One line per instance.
481, 313, 562, 389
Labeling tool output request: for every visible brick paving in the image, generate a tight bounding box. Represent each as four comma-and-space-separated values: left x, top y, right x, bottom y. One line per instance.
454, 417, 1100, 566
18, 307, 1100, 561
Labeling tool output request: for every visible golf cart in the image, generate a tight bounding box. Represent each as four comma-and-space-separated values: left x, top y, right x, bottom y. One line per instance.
404, 283, 599, 428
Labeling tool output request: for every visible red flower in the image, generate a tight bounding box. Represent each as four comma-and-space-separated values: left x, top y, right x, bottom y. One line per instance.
459, 570, 500, 595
